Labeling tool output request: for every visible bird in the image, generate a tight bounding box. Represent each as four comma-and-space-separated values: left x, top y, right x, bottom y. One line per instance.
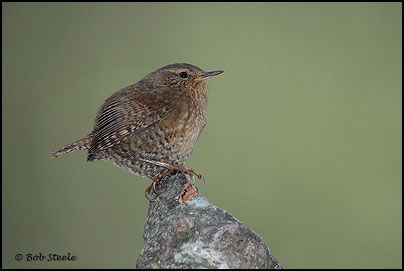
51, 63, 223, 200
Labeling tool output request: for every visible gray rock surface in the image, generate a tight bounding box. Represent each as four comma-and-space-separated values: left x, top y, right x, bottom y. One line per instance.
135, 172, 282, 269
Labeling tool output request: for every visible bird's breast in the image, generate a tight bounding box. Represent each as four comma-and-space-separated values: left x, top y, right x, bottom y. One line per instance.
154, 99, 206, 164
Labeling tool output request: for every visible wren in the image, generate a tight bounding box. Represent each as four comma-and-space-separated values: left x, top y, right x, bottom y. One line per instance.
51, 63, 223, 199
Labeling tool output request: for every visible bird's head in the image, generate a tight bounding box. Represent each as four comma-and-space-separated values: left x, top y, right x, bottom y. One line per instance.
143, 63, 223, 95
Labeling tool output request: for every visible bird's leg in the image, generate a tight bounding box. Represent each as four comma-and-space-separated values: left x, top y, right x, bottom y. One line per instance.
141, 158, 204, 182
142, 158, 205, 201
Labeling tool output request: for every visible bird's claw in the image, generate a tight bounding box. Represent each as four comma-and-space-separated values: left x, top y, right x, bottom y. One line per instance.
182, 168, 204, 185
145, 188, 157, 202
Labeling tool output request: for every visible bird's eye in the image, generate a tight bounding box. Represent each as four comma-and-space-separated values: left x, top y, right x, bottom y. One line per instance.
179, 71, 188, 79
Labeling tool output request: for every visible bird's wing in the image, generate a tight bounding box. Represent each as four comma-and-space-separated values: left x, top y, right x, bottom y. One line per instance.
88, 88, 178, 157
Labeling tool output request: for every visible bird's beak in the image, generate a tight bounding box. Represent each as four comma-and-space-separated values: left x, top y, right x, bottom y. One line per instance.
194, 70, 224, 81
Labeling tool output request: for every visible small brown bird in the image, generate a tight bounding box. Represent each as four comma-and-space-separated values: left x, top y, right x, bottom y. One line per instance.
51, 63, 223, 199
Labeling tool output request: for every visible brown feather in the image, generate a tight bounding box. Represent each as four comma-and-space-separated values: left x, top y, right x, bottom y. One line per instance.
87, 87, 179, 159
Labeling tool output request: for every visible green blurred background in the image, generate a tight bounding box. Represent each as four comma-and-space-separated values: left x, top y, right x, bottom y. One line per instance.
2, 3, 402, 269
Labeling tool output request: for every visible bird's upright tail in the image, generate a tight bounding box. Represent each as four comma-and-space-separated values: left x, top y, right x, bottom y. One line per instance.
51, 133, 94, 158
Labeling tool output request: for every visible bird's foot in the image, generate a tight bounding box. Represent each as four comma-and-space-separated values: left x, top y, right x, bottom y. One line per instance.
141, 158, 205, 201
144, 169, 175, 201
